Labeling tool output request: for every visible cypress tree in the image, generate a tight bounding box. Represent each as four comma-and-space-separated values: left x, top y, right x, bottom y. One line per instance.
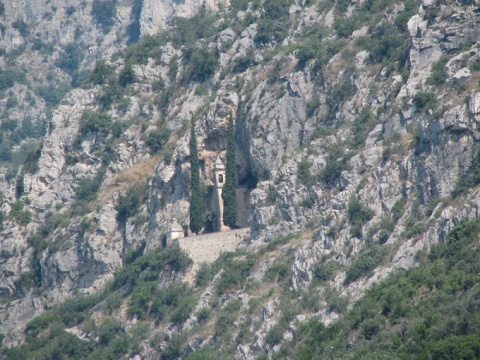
222, 114, 237, 228
189, 118, 203, 234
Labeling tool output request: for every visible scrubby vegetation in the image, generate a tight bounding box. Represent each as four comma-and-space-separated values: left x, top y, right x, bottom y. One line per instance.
2, 245, 193, 359
348, 195, 374, 238
116, 183, 147, 223
4, 213, 480, 359
277, 218, 480, 359
92, 0, 117, 33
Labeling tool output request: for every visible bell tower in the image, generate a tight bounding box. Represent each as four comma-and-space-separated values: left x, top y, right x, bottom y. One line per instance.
213, 157, 228, 231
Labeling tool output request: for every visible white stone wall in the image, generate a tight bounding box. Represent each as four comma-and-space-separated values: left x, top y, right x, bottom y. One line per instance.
178, 228, 250, 282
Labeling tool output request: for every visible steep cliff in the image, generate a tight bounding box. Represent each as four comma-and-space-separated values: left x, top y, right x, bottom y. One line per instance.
1, 0, 480, 358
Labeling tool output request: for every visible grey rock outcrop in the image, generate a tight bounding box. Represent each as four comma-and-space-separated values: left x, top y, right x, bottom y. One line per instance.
140, 0, 229, 36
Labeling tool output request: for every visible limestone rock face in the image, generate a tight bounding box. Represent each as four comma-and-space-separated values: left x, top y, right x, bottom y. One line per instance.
0, 0, 226, 345
140, 0, 229, 36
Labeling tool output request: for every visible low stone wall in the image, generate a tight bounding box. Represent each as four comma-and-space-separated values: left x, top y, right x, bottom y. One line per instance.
177, 228, 250, 282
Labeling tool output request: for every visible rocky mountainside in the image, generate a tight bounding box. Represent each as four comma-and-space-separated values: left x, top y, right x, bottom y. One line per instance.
1, 0, 480, 358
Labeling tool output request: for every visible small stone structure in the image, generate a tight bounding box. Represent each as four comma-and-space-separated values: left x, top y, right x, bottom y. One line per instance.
167, 219, 184, 242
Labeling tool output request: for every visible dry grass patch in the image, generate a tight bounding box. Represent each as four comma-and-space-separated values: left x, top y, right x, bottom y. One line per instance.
99, 155, 159, 201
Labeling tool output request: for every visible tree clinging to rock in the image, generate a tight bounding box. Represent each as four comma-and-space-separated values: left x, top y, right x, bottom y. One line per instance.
222, 114, 237, 228
189, 118, 203, 234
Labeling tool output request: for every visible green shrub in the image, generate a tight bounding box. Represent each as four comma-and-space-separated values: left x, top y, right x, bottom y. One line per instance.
350, 108, 374, 149
22, 147, 42, 174
98, 318, 124, 345
328, 79, 357, 112
401, 221, 425, 239
55, 43, 84, 75
297, 158, 315, 187
265, 233, 299, 252
69, 200, 91, 217
155, 86, 175, 114
391, 196, 407, 223
378, 229, 390, 244
394, 0, 418, 33
89, 60, 115, 85
197, 307, 212, 323
161, 334, 186, 360
36, 81, 71, 108
183, 47, 219, 82
265, 260, 290, 282
254, 0, 293, 44
169, 8, 217, 47
75, 170, 105, 202
215, 308, 238, 337
8, 245, 194, 358
344, 244, 388, 284
128, 281, 157, 319
295, 38, 337, 71
113, 245, 192, 290
361, 318, 381, 339
306, 97, 321, 117
195, 262, 216, 287
325, 287, 349, 313
98, 81, 125, 109
146, 128, 171, 154
430, 335, 480, 359
25, 312, 61, 338
186, 346, 218, 360
118, 63, 135, 87
116, 183, 146, 222
170, 296, 196, 325
334, 16, 357, 38
427, 58, 448, 85
319, 146, 347, 188
348, 196, 374, 238
470, 58, 480, 72
31, 38, 55, 55
413, 91, 436, 113
56, 293, 105, 326
15, 271, 40, 293
12, 19, 29, 37
0, 144, 12, 162
452, 152, 480, 198
265, 324, 284, 346
66, 6, 76, 16
129, 322, 150, 341
216, 253, 257, 294
336, 0, 350, 12
0, 68, 27, 91
9, 200, 32, 225
150, 283, 195, 323
92, 0, 117, 33
27, 233, 48, 252
313, 260, 338, 282
123, 35, 164, 65
111, 120, 131, 138
232, 51, 257, 73
299, 194, 316, 208
79, 110, 112, 137
361, 23, 406, 65
37, 212, 68, 238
